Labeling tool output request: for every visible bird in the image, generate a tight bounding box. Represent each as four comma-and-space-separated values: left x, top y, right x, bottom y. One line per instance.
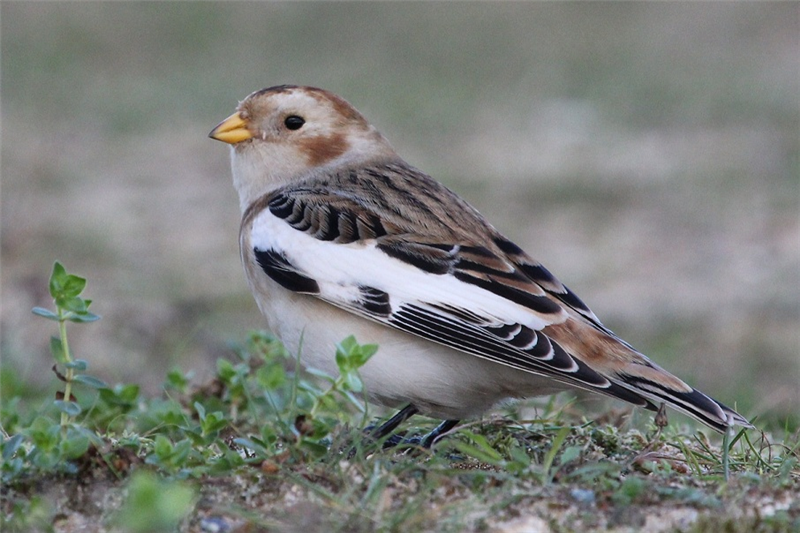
209, 84, 751, 447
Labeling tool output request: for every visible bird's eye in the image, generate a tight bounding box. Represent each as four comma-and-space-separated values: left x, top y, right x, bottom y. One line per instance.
284, 115, 305, 130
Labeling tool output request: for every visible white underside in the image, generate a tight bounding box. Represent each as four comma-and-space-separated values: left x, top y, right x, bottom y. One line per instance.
245, 270, 567, 420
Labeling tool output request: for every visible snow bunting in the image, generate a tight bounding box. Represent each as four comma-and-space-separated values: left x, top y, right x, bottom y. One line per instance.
210, 85, 751, 446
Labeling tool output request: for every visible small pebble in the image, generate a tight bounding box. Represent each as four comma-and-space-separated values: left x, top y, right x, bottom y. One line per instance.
570, 488, 595, 504
200, 516, 231, 533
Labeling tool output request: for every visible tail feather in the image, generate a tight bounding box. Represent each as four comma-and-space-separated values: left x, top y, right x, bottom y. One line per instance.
612, 373, 752, 433
540, 315, 751, 433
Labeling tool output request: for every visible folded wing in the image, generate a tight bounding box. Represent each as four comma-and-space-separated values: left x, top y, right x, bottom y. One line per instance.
242, 162, 750, 432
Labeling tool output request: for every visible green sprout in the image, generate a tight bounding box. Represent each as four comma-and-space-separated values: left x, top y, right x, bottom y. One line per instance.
32, 261, 105, 427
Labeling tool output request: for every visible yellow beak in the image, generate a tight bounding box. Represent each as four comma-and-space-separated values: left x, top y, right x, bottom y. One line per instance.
209, 112, 253, 144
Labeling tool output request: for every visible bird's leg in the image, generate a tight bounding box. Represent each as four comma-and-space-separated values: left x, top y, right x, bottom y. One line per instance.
385, 419, 461, 450
630, 402, 669, 467
419, 419, 460, 449
367, 403, 419, 441
654, 402, 669, 431
364, 406, 458, 450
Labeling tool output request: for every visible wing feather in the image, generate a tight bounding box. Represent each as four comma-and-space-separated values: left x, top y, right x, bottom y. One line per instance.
241, 162, 750, 432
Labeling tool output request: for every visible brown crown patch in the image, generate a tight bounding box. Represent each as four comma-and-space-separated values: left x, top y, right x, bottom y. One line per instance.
304, 87, 369, 126
251, 84, 298, 97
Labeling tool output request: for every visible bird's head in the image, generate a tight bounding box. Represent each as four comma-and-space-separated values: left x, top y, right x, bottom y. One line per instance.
210, 85, 395, 212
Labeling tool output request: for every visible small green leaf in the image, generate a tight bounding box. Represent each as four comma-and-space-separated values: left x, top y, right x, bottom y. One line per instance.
216, 359, 236, 381
54, 400, 82, 416
114, 471, 196, 533
335, 338, 353, 369
256, 363, 286, 389
59, 433, 90, 460
48, 262, 98, 321
452, 431, 504, 465
2, 434, 25, 461
233, 437, 268, 456
298, 439, 330, 457
165, 367, 189, 392
73, 374, 108, 389
560, 445, 583, 466
305, 367, 335, 383
49, 262, 67, 299
509, 444, 532, 469
65, 359, 88, 371
32, 307, 59, 321
201, 413, 227, 436
194, 402, 206, 421
343, 371, 363, 393
59, 295, 88, 313
183, 429, 206, 447
49, 336, 65, 361
59, 274, 87, 300
170, 439, 193, 464
117, 383, 140, 402
337, 335, 357, 354
154, 435, 173, 455
99, 384, 140, 407
68, 311, 101, 323
27, 418, 61, 450
542, 426, 571, 484
452, 441, 504, 466
355, 343, 378, 365
69, 425, 104, 447
334, 335, 377, 373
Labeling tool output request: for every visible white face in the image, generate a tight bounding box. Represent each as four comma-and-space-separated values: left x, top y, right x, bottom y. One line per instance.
238, 89, 350, 143
224, 86, 394, 211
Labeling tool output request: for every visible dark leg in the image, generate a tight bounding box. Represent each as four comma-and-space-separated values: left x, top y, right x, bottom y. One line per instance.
654, 402, 669, 430
369, 403, 419, 440
419, 419, 460, 449
630, 402, 669, 466
390, 419, 461, 449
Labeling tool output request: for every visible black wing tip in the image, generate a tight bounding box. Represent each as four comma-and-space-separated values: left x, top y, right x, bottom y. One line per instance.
668, 390, 753, 433
712, 400, 754, 432
617, 374, 753, 433
690, 406, 753, 434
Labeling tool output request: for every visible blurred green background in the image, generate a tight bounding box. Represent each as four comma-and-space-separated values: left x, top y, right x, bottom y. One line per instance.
2, 3, 797, 425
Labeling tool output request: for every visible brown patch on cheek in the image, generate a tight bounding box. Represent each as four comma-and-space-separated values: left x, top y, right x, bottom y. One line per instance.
298, 132, 351, 166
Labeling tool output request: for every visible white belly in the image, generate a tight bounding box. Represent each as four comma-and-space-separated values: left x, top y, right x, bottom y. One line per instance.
247, 273, 566, 420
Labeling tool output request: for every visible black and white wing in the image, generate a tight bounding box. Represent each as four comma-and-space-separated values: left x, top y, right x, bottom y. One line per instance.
241, 163, 750, 432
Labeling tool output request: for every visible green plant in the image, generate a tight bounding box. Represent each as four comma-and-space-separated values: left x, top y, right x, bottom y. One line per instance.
113, 470, 195, 533
234, 332, 378, 459
1, 263, 110, 483
31, 261, 105, 428
3, 260, 797, 533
